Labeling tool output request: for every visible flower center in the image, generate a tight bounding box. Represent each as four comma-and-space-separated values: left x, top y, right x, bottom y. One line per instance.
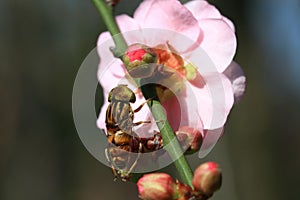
153, 42, 197, 81
153, 43, 185, 74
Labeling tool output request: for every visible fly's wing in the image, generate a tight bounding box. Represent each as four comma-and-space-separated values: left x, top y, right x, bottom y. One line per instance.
108, 145, 130, 169
118, 118, 133, 135
114, 103, 134, 135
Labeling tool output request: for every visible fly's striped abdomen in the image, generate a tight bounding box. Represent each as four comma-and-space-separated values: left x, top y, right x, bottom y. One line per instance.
113, 101, 133, 122
106, 101, 134, 135
105, 103, 119, 137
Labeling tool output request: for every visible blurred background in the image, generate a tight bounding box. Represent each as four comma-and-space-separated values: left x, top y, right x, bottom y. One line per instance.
1, 0, 300, 199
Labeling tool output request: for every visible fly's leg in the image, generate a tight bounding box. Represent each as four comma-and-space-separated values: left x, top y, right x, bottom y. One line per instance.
133, 119, 165, 126
133, 120, 151, 126
133, 97, 166, 126
125, 142, 143, 180
134, 97, 155, 113
105, 148, 118, 181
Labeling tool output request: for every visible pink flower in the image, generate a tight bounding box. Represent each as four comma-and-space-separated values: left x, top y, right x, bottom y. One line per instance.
97, 0, 246, 153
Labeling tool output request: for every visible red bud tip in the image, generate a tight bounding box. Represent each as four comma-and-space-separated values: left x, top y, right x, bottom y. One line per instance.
192, 162, 222, 197
127, 48, 147, 62
122, 44, 157, 78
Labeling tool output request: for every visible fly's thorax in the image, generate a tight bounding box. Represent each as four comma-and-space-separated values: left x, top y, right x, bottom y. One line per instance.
108, 85, 136, 103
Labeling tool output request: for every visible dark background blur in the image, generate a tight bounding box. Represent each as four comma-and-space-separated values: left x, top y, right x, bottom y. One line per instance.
1, 0, 300, 199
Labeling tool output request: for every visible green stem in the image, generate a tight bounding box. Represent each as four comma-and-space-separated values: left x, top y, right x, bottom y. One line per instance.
91, 0, 127, 57
140, 84, 193, 186
92, 0, 193, 186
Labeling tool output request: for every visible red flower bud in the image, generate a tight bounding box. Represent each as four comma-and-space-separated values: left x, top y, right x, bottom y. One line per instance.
137, 173, 176, 200
192, 162, 222, 197
122, 44, 157, 78
176, 126, 202, 154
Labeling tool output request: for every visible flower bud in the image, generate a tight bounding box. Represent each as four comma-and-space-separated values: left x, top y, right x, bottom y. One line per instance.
137, 173, 176, 200
176, 126, 202, 154
174, 180, 193, 200
123, 44, 157, 78
192, 162, 222, 197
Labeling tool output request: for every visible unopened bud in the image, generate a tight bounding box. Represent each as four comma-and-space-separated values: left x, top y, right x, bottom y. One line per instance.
176, 126, 202, 154
137, 173, 176, 200
123, 44, 157, 78
192, 162, 222, 197
174, 180, 193, 200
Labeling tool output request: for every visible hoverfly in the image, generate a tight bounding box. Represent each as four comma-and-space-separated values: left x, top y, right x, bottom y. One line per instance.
105, 130, 164, 181
105, 85, 154, 181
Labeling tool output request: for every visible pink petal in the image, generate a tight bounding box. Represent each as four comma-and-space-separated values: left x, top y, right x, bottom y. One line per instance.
97, 16, 144, 55
116, 14, 140, 33
97, 31, 112, 56
223, 61, 246, 103
97, 31, 125, 92
188, 73, 234, 129
97, 59, 126, 93
97, 31, 131, 93
133, 0, 201, 44
222, 16, 236, 31
161, 96, 182, 131
199, 127, 224, 158
128, 28, 203, 55
160, 72, 233, 131
184, 0, 222, 20
117, 13, 202, 52
184, 0, 235, 31
162, 94, 204, 133
97, 93, 109, 130
115, 14, 146, 45
199, 18, 237, 72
